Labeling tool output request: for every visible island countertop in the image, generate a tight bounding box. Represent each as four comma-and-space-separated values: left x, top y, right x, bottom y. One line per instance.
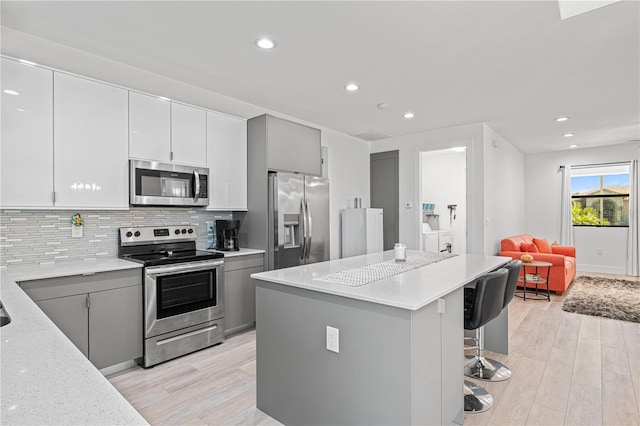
251, 250, 510, 310
0, 259, 147, 426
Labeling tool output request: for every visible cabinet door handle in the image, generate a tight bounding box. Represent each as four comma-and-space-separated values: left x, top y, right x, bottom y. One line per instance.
86, 294, 90, 309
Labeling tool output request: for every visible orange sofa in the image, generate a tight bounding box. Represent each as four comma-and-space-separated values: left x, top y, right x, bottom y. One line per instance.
499, 234, 576, 294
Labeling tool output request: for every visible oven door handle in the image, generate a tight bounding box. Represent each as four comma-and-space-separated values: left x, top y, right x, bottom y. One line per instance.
145, 260, 223, 276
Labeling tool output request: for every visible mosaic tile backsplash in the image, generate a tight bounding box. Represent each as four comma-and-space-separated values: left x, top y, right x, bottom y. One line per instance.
0, 208, 232, 269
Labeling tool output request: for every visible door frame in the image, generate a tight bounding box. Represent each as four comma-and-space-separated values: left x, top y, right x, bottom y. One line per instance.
417, 146, 468, 253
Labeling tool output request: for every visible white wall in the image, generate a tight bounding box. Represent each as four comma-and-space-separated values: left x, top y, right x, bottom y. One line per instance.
371, 123, 486, 253
322, 129, 371, 259
483, 125, 526, 255
421, 150, 467, 253
1, 28, 371, 260
525, 142, 639, 274
371, 123, 525, 255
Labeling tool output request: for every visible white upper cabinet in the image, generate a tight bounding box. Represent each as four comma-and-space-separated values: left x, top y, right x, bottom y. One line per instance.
1, 58, 54, 208
129, 92, 171, 162
128, 94, 206, 167
171, 103, 207, 167
53, 72, 129, 209
206, 112, 247, 210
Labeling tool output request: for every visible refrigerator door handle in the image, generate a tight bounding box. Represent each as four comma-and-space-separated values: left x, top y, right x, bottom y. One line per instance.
305, 199, 313, 260
299, 199, 307, 260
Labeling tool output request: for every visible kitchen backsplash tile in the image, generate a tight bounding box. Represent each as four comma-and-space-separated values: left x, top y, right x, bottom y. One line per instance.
0, 209, 232, 269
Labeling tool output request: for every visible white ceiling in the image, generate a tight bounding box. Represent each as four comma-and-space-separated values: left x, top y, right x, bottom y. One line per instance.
1, 1, 638, 154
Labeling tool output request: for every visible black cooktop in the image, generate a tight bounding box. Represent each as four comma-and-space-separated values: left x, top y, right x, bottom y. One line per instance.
121, 249, 223, 267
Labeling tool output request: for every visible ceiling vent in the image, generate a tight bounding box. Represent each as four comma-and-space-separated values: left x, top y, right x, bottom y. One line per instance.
352, 130, 391, 141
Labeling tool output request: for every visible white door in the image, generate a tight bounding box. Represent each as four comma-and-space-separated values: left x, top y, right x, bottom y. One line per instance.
206, 111, 247, 210
129, 91, 171, 162
53, 72, 128, 208
171, 103, 206, 166
1, 58, 54, 207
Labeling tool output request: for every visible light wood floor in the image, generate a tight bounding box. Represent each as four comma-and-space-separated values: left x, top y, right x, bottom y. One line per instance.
108, 272, 640, 426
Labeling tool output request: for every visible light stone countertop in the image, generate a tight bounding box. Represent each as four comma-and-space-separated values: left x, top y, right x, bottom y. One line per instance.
206, 247, 265, 258
251, 250, 511, 310
0, 259, 148, 425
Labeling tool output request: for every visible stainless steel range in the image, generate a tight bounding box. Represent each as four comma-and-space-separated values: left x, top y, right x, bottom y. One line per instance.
119, 225, 224, 368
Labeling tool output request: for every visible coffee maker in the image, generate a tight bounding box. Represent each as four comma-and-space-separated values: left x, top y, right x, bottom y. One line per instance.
216, 220, 240, 251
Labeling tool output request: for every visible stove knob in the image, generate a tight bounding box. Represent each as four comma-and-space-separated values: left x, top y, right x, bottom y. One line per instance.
125, 231, 133, 238
174, 229, 180, 235
181, 229, 187, 234
187, 228, 194, 234
134, 231, 141, 237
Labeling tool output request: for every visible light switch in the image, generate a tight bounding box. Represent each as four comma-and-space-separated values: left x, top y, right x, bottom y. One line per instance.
326, 326, 339, 353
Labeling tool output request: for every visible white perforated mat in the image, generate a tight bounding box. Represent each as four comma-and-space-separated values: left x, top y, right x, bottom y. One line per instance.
314, 252, 458, 287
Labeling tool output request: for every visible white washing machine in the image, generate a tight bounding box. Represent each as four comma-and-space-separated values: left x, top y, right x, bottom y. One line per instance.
438, 231, 452, 253
422, 224, 452, 253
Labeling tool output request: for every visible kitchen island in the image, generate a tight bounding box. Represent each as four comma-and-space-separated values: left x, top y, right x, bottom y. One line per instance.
251, 250, 509, 426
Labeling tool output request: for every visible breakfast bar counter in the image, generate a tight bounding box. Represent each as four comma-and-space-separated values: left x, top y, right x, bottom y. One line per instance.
251, 250, 509, 426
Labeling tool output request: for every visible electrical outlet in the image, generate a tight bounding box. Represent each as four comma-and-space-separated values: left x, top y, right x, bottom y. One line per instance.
404, 201, 413, 209
596, 248, 604, 256
326, 326, 339, 353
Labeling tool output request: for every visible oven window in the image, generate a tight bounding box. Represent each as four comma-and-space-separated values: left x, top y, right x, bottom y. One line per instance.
156, 270, 217, 319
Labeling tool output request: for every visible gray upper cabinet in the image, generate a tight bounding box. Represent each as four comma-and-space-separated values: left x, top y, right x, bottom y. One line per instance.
250, 114, 322, 176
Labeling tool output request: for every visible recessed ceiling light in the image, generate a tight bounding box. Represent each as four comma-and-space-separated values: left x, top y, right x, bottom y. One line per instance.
403, 112, 414, 119
255, 38, 276, 49
568, 144, 578, 148
345, 83, 359, 92
18, 59, 37, 67
555, 117, 569, 122
377, 103, 389, 109
3, 90, 19, 96
563, 133, 575, 138
16, 108, 25, 112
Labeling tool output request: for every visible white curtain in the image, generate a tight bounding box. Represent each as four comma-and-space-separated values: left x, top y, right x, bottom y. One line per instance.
627, 160, 639, 276
560, 164, 574, 246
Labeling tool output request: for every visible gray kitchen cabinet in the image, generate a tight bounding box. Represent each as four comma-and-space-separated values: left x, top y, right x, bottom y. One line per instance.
36, 294, 89, 358
249, 114, 321, 177
89, 285, 143, 369
20, 269, 142, 369
440, 288, 464, 424
224, 254, 264, 335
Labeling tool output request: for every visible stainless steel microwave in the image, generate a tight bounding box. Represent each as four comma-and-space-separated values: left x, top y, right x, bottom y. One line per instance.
130, 160, 209, 207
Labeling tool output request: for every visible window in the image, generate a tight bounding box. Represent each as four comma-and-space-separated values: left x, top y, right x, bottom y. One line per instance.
571, 164, 630, 227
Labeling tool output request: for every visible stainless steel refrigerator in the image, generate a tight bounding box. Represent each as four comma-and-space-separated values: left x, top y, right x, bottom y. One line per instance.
268, 172, 329, 270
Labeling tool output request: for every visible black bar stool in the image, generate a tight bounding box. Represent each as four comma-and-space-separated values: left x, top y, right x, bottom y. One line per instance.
464, 260, 521, 382
463, 268, 509, 413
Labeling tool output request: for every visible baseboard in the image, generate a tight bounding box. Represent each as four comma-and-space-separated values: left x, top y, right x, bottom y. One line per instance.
100, 359, 138, 377
577, 264, 627, 275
